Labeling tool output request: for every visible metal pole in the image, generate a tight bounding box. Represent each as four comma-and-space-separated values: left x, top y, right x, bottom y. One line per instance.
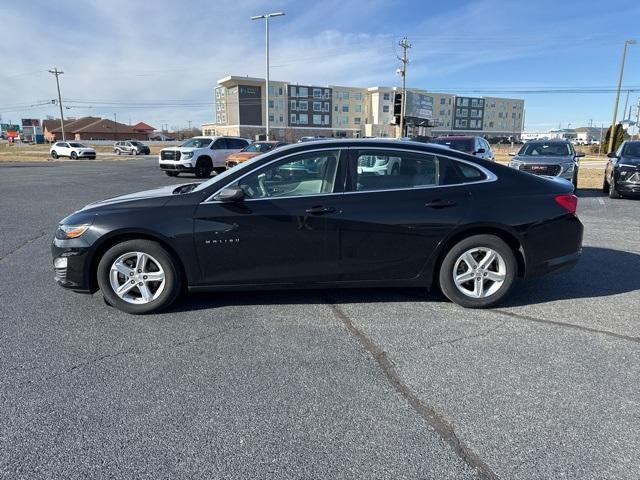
397, 37, 410, 139
265, 16, 270, 141
114, 113, 117, 140
599, 124, 603, 156
636, 99, 640, 140
49, 68, 66, 141
608, 40, 636, 153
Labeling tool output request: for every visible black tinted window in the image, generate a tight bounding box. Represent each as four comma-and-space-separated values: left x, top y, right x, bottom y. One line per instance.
455, 162, 486, 182
354, 150, 459, 191
623, 143, 640, 157
214, 138, 228, 149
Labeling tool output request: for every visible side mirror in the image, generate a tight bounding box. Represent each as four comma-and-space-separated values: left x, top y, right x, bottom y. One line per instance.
214, 186, 245, 202
508, 152, 517, 156
575, 152, 585, 158
607, 152, 617, 158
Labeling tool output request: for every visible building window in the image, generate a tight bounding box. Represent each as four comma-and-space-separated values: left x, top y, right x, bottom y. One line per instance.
298, 100, 308, 111
353, 92, 362, 101
342, 105, 349, 112
313, 102, 322, 112
341, 115, 349, 124
324, 89, 330, 99
268, 86, 275, 96
323, 115, 330, 125
489, 121, 494, 128
313, 88, 322, 98
512, 113, 516, 119
290, 114, 297, 124
290, 86, 297, 97
354, 117, 361, 125
498, 112, 503, 118
440, 98, 446, 105
462, 98, 469, 107
334, 105, 338, 112
354, 104, 361, 113
383, 93, 390, 101
461, 119, 468, 127
290, 100, 296, 111
313, 114, 322, 124
279, 87, 283, 95
269, 114, 275, 122
279, 115, 283, 122
299, 113, 308, 124
342, 91, 349, 100
382, 105, 389, 113
299, 86, 308, 97
439, 109, 445, 116
268, 100, 274, 108
323, 102, 329, 112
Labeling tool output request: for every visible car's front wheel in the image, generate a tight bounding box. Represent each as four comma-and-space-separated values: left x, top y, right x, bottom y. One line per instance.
439, 234, 516, 308
195, 157, 213, 178
609, 177, 621, 198
70, 151, 78, 159
51, 150, 58, 159
97, 239, 182, 314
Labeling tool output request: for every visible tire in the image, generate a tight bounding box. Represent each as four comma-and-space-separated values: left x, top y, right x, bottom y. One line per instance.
572, 170, 578, 191
438, 234, 517, 309
609, 178, 621, 199
602, 176, 609, 193
97, 239, 182, 314
165, 171, 179, 177
195, 157, 213, 178
51, 151, 58, 159
116, 149, 121, 155
70, 151, 78, 159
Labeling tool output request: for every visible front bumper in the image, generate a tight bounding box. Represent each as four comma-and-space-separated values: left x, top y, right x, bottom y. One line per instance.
78, 152, 96, 159
52, 237, 93, 292
159, 161, 194, 173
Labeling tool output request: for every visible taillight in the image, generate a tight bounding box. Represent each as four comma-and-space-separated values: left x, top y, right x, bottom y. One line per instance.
555, 194, 578, 214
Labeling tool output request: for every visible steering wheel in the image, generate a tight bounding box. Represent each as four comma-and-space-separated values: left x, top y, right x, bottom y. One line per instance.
258, 173, 267, 197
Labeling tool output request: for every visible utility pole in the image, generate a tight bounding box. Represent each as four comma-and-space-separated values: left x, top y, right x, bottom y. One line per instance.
636, 99, 640, 140
251, 12, 285, 141
608, 39, 636, 153
599, 124, 604, 156
188, 120, 192, 132
114, 113, 117, 140
397, 36, 411, 139
48, 68, 65, 141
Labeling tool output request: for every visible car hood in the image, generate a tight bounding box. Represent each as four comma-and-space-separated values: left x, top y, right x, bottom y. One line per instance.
227, 152, 259, 161
80, 183, 191, 211
619, 157, 640, 167
162, 147, 197, 153
514, 155, 574, 163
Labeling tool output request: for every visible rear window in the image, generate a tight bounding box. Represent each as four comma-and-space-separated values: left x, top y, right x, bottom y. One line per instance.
432, 138, 474, 153
455, 162, 487, 183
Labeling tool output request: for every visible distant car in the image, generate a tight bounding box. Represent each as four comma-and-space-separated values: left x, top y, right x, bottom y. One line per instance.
159, 136, 250, 178
431, 136, 494, 161
50, 141, 96, 160
114, 140, 150, 156
603, 140, 640, 198
225, 141, 287, 168
357, 153, 402, 175
508, 140, 584, 189
298, 136, 327, 143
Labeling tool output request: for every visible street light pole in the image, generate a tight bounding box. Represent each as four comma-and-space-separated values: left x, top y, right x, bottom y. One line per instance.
608, 39, 636, 153
251, 12, 285, 141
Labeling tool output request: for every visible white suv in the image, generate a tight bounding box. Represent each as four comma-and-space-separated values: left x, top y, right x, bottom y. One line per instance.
159, 136, 250, 177
50, 141, 96, 160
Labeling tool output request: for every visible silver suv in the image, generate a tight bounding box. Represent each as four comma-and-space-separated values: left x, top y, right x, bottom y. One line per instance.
114, 140, 150, 156
508, 140, 584, 188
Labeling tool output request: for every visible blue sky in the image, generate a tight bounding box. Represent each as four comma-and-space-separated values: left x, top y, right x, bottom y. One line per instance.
1, 0, 639, 131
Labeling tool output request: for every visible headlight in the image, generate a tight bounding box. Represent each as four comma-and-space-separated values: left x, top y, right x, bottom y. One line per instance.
182, 152, 194, 159
375, 158, 390, 166
56, 223, 91, 239
509, 160, 522, 169
562, 162, 575, 173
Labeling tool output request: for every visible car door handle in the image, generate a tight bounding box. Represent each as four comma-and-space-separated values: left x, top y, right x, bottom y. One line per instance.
424, 199, 457, 209
305, 206, 336, 215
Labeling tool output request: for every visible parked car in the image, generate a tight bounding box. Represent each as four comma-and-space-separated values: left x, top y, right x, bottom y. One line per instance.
158, 136, 250, 178
50, 142, 96, 160
298, 136, 327, 143
357, 153, 402, 175
430, 136, 495, 161
52, 139, 583, 314
603, 140, 640, 198
225, 141, 287, 168
114, 140, 150, 155
508, 140, 584, 189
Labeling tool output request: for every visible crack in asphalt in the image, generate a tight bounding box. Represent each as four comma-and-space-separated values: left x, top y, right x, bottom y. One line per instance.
0, 230, 48, 263
493, 309, 640, 344
323, 294, 499, 480
423, 321, 506, 351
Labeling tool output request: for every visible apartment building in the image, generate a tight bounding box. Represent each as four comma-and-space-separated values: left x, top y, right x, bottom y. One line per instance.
203, 75, 525, 141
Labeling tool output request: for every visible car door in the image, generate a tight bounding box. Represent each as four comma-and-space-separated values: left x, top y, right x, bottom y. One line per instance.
59, 142, 71, 157
333, 147, 471, 281
192, 148, 345, 285
210, 138, 229, 168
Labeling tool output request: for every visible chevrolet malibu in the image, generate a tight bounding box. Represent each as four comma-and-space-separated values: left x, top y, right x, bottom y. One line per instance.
52, 139, 583, 314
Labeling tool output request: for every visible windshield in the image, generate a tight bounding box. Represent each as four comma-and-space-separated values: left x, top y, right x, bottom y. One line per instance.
622, 142, 640, 157
181, 138, 212, 149
518, 142, 572, 156
131, 141, 144, 146
431, 138, 474, 153
243, 143, 274, 153
69, 142, 87, 148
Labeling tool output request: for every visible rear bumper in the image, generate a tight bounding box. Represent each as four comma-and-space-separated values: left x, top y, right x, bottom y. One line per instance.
527, 250, 581, 277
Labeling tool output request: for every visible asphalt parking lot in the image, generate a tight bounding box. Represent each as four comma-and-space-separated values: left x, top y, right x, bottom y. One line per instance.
1, 158, 639, 479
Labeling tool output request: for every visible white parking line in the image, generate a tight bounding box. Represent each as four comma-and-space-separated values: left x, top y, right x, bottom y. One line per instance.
597, 198, 605, 205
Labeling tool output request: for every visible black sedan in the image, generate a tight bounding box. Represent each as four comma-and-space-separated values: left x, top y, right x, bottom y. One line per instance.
52, 139, 583, 314
604, 141, 640, 198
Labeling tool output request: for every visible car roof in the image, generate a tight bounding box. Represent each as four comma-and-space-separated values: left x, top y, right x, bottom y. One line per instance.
433, 135, 478, 140
524, 139, 571, 143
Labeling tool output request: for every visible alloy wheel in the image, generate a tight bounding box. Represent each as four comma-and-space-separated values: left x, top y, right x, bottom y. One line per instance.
109, 251, 166, 304
452, 247, 507, 299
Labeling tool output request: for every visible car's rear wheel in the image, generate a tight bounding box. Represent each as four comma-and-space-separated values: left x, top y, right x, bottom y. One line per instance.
165, 171, 179, 177
439, 234, 516, 308
70, 151, 78, 159
609, 178, 621, 198
51, 150, 58, 159
97, 239, 182, 314
195, 157, 213, 178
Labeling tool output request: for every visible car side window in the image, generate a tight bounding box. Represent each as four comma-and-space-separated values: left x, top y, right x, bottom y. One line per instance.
454, 161, 487, 183
354, 150, 459, 191
229, 138, 246, 149
213, 138, 228, 149
237, 150, 340, 200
